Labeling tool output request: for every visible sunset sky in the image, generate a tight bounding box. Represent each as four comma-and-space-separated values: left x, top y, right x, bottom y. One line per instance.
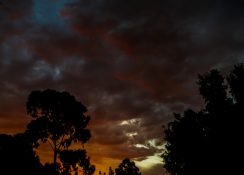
1, 0, 244, 174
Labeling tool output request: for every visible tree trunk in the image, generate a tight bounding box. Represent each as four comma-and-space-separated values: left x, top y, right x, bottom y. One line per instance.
54, 141, 58, 175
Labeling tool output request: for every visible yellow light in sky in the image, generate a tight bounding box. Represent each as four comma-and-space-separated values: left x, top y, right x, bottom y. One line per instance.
135, 153, 163, 169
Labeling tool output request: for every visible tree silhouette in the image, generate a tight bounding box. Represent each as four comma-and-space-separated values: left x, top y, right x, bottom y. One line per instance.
59, 149, 95, 175
163, 64, 244, 175
227, 64, 244, 104
109, 167, 115, 175
25, 89, 91, 174
99, 171, 106, 175
115, 158, 141, 175
0, 133, 42, 175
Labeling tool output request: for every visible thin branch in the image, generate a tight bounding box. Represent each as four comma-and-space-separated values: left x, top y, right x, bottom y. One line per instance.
57, 124, 73, 150
47, 138, 55, 151
57, 134, 66, 151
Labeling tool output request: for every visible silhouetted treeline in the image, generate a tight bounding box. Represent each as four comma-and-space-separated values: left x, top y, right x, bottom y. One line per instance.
4, 63, 244, 175
163, 64, 244, 175
100, 158, 141, 175
0, 89, 142, 175
0, 89, 95, 175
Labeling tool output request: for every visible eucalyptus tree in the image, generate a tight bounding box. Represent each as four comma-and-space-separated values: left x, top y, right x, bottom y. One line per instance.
25, 89, 91, 174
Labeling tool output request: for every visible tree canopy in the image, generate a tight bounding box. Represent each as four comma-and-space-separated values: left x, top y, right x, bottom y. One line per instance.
115, 158, 141, 175
25, 89, 92, 174
163, 64, 244, 175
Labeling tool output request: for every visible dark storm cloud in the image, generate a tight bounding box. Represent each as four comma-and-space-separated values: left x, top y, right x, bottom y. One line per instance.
0, 0, 33, 41
1, 0, 244, 174
61, 0, 244, 105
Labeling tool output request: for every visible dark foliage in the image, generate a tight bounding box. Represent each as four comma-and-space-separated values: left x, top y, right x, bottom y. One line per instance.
25, 89, 92, 174
163, 64, 244, 175
115, 158, 141, 175
109, 167, 115, 175
40, 163, 61, 175
59, 149, 95, 175
0, 134, 42, 175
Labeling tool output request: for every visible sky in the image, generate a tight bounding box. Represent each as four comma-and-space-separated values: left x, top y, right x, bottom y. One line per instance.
1, 0, 244, 174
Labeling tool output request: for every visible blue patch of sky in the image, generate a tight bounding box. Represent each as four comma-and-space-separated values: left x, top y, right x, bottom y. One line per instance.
32, 0, 78, 27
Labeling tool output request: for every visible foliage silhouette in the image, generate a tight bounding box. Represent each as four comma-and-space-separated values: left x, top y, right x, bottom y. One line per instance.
109, 167, 115, 175
98, 171, 107, 175
163, 64, 244, 175
25, 89, 91, 174
0, 133, 42, 175
115, 158, 141, 175
41, 163, 61, 175
59, 149, 95, 175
